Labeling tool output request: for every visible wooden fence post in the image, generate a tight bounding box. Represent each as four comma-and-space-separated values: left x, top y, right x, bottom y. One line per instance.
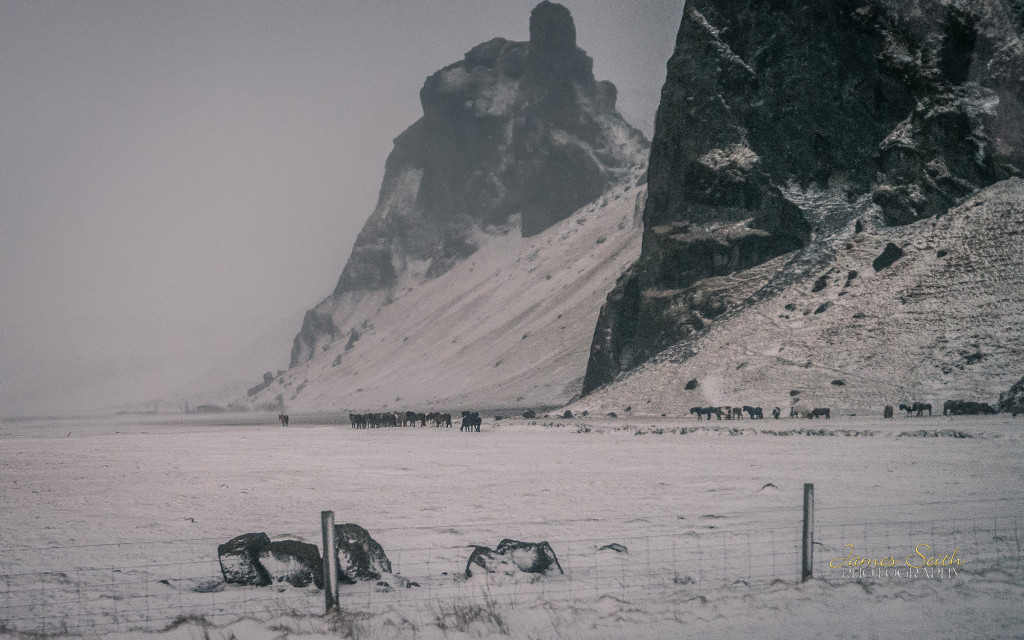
802, 483, 814, 582
322, 510, 338, 611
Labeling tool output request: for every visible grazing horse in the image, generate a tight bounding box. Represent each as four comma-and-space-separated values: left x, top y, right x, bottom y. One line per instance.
730, 407, 744, 420
772, 407, 781, 419
912, 402, 932, 417
461, 411, 482, 432
884, 405, 894, 419
708, 406, 724, 420
690, 406, 708, 420
743, 406, 763, 419
899, 404, 915, 417
278, 413, 289, 427
810, 407, 831, 419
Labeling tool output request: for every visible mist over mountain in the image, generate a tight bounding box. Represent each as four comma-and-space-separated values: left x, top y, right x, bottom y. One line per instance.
244, 1, 648, 411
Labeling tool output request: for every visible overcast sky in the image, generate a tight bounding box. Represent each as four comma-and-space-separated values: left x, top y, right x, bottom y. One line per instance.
0, 1, 683, 417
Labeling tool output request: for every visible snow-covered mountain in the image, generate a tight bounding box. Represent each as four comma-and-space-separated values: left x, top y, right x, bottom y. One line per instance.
243, 1, 648, 412
248, 176, 645, 413
579, 0, 1024, 413
572, 178, 1024, 417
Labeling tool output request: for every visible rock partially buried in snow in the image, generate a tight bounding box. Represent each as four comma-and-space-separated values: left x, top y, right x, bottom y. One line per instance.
598, 543, 628, 553
872, 242, 904, 272
218, 533, 272, 586
263, 540, 323, 588
465, 546, 519, 577
218, 534, 325, 588
334, 523, 392, 584
465, 539, 564, 577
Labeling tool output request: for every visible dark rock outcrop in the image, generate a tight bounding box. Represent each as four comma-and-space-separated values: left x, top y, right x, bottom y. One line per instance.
289, 2, 647, 367
246, 372, 275, 398
583, 0, 1023, 393
998, 375, 1024, 413
334, 523, 392, 584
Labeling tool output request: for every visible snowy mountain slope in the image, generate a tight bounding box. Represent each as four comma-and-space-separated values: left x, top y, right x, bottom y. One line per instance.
286, 2, 648, 371
583, 0, 1024, 393
248, 169, 646, 413
571, 178, 1024, 417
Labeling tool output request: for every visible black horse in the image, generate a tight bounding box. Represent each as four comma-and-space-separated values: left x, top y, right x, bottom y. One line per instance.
461, 411, 482, 432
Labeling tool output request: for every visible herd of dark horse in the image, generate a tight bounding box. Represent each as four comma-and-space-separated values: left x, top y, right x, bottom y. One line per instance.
688, 405, 833, 420
884, 400, 996, 417
348, 410, 483, 432
689, 398, 997, 421
689, 405, 767, 420
299, 397, 1000, 432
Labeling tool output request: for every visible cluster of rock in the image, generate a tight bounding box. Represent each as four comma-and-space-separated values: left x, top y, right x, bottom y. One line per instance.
465, 539, 563, 577
217, 533, 323, 588
216, 525, 564, 591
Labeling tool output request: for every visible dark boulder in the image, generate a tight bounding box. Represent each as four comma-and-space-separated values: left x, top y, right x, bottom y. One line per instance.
218, 533, 272, 586
684, 378, 699, 390
334, 523, 392, 584
218, 534, 325, 589
263, 540, 323, 589
496, 539, 564, 574
465, 539, 563, 577
465, 546, 519, 577
872, 243, 904, 272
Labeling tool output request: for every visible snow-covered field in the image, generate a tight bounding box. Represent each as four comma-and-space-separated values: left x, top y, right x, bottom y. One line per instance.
1, 412, 1023, 639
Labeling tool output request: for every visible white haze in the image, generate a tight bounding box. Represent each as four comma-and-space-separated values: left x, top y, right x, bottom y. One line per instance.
0, 1, 682, 417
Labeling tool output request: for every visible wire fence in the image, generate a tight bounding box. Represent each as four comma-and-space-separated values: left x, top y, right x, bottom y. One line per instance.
1, 496, 1021, 637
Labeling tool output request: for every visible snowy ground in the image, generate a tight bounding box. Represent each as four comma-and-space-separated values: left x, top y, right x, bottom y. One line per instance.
1, 412, 1023, 639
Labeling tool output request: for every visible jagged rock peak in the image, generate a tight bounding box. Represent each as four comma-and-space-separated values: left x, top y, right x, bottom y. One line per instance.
530, 1, 576, 57
288, 2, 648, 368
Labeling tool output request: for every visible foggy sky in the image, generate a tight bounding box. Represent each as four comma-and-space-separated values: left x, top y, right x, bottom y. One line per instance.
0, 1, 683, 417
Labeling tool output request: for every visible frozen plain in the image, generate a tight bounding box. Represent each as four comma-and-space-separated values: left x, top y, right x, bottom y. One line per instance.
1, 412, 1023, 639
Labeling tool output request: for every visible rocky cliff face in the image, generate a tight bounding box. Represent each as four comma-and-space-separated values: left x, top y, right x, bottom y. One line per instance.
290, 1, 646, 368
583, 0, 1023, 394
